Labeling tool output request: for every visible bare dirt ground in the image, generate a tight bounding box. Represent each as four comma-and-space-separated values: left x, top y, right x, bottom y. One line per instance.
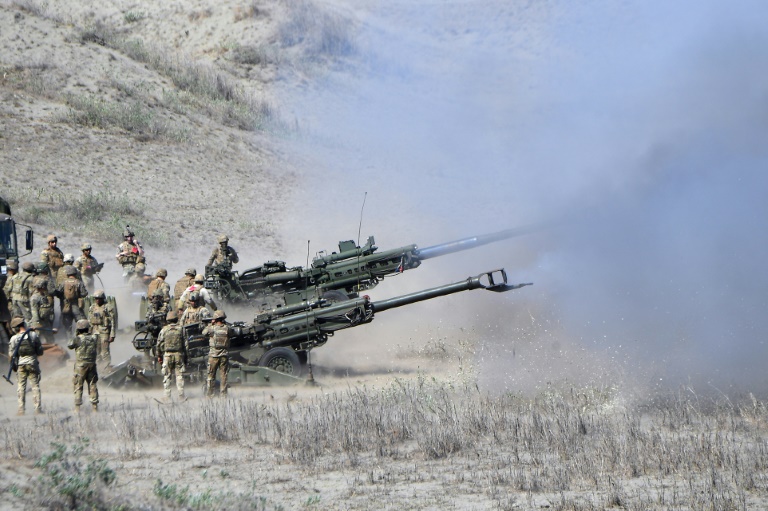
2, 0, 768, 509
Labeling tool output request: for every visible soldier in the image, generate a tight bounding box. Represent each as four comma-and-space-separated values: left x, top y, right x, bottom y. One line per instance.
116, 228, 144, 281
173, 268, 196, 310
207, 234, 239, 271
157, 310, 186, 401
180, 291, 211, 326
0, 260, 16, 355
10, 261, 35, 321
56, 253, 78, 287
202, 310, 229, 397
75, 243, 101, 294
59, 266, 88, 334
34, 262, 57, 300
30, 279, 55, 345
129, 262, 151, 291
40, 234, 64, 278
147, 287, 171, 319
88, 290, 115, 367
67, 319, 99, 412
8, 317, 44, 415
147, 268, 171, 309
179, 274, 217, 313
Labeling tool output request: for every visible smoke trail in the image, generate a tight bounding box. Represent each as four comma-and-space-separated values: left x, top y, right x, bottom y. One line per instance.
280, 0, 768, 391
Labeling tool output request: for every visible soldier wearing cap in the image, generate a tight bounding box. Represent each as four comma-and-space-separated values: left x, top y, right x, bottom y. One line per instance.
180, 291, 211, 326
207, 234, 239, 271
75, 243, 100, 294
67, 319, 99, 412
174, 268, 196, 311
59, 266, 88, 334
10, 261, 35, 321
88, 290, 116, 367
9, 317, 44, 415
40, 234, 64, 277
116, 228, 144, 282
202, 309, 230, 397
157, 310, 186, 401
178, 274, 217, 313
30, 279, 55, 344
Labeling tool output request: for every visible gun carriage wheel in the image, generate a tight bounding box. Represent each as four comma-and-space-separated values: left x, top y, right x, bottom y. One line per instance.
259, 347, 302, 376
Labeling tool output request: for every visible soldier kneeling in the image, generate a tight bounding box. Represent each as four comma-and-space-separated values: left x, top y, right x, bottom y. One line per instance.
67, 319, 99, 413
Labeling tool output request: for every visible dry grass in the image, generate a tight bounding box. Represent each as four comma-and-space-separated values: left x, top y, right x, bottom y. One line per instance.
3, 378, 768, 509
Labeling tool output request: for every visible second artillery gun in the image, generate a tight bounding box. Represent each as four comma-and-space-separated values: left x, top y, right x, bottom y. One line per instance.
205, 226, 535, 310
104, 269, 530, 388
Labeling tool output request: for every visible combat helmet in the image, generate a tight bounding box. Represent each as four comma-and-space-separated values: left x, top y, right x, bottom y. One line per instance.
22, 261, 35, 272
36, 262, 49, 274
135, 262, 146, 273
46, 234, 57, 243
6, 260, 18, 271
93, 289, 106, 299
217, 234, 229, 244
212, 310, 227, 321
76, 319, 90, 331
188, 291, 200, 303
194, 274, 205, 284
65, 266, 78, 276
156, 268, 168, 278
10, 317, 25, 329
81, 243, 92, 251
166, 310, 178, 322
63, 253, 75, 264
123, 228, 134, 238
185, 267, 196, 276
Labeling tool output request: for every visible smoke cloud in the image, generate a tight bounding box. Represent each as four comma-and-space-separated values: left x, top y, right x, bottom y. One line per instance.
279, 0, 768, 393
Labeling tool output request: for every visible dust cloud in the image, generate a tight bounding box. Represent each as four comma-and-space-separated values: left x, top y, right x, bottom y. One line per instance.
277, 0, 768, 393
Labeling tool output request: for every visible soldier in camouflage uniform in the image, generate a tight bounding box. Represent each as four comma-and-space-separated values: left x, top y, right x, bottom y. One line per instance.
56, 253, 78, 287
88, 290, 116, 367
30, 279, 55, 345
34, 262, 57, 300
173, 268, 196, 311
67, 319, 99, 412
116, 228, 144, 282
129, 262, 151, 291
40, 234, 64, 278
147, 287, 171, 319
10, 261, 35, 321
180, 291, 211, 326
8, 317, 44, 415
202, 310, 230, 397
157, 310, 186, 401
59, 266, 88, 334
75, 243, 101, 294
147, 268, 171, 310
0, 260, 16, 355
207, 234, 239, 270
178, 274, 217, 313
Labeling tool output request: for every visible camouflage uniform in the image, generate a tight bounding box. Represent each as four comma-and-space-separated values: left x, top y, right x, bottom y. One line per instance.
0, 261, 15, 355
202, 311, 230, 397
10, 262, 35, 321
56, 254, 79, 288
180, 301, 212, 326
88, 291, 116, 367
67, 320, 99, 411
33, 263, 57, 298
30, 281, 55, 345
207, 235, 239, 270
129, 263, 151, 291
173, 269, 196, 309
147, 287, 171, 319
147, 269, 170, 313
157, 312, 186, 400
74, 244, 100, 294
116, 230, 144, 281
40, 235, 64, 277
59, 270, 88, 334
9, 319, 44, 414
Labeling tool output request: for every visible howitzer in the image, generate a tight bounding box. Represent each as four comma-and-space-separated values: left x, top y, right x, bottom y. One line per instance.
205, 225, 536, 309
104, 269, 530, 388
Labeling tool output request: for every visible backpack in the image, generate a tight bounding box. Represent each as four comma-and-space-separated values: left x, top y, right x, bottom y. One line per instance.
63, 279, 79, 301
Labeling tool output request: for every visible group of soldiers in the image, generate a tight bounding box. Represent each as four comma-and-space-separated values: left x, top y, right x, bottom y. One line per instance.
3, 229, 240, 415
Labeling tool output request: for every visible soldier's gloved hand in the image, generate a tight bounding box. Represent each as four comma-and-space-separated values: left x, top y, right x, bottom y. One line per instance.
109, 337, 115, 343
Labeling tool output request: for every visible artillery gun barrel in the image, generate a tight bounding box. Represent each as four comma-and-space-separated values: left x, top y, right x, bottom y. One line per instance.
416, 225, 538, 261
372, 269, 528, 313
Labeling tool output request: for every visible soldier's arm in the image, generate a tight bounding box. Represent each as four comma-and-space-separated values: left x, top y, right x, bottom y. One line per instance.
207, 249, 217, 267
30, 298, 42, 327
229, 247, 239, 264
67, 336, 78, 350
107, 305, 117, 339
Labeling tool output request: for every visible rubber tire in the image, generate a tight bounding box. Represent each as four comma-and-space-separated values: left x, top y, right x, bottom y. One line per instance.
259, 347, 302, 376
